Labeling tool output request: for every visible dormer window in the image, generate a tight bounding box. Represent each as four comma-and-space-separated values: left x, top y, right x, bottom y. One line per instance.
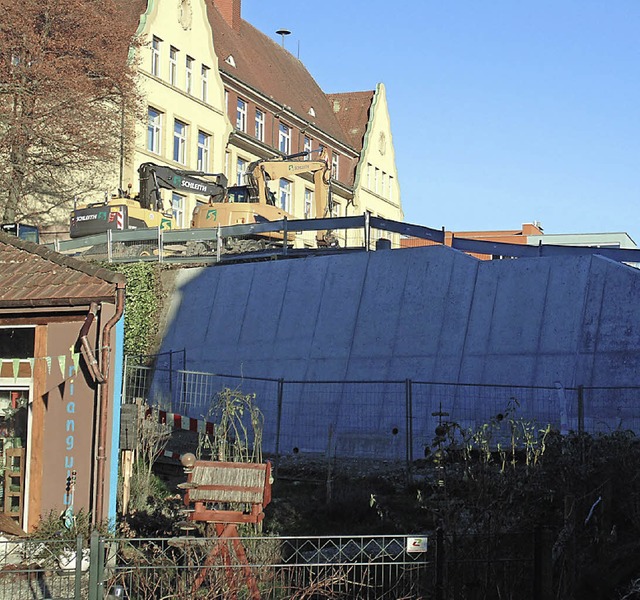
225, 55, 236, 67
308, 107, 316, 117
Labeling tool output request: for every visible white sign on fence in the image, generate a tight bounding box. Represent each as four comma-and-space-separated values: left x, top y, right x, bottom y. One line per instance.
406, 537, 428, 553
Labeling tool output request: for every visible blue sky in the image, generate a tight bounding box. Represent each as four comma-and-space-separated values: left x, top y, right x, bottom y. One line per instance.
243, 1, 640, 243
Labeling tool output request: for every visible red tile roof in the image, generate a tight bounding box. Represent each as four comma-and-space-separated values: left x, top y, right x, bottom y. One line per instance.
327, 91, 375, 152
0, 233, 125, 308
206, 1, 350, 145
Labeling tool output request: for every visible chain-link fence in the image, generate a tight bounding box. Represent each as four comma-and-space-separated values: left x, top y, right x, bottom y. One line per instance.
123, 363, 640, 465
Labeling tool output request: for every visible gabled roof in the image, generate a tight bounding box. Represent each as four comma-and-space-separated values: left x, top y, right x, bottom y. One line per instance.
206, 1, 350, 146
327, 91, 375, 152
0, 233, 125, 308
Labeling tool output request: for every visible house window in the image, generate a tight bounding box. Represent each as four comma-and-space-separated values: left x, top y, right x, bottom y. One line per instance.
388, 175, 394, 202
303, 136, 312, 159
236, 157, 247, 185
173, 120, 187, 164
374, 167, 380, 194
185, 56, 193, 94
201, 65, 209, 102
279, 123, 291, 154
197, 131, 210, 171
236, 98, 247, 132
331, 201, 340, 218
254, 109, 264, 141
147, 107, 162, 154
151, 36, 161, 76
225, 151, 230, 178
304, 188, 313, 218
318, 144, 325, 161
279, 179, 292, 212
172, 193, 185, 227
169, 46, 178, 85
381, 171, 386, 198
331, 154, 339, 179
366, 163, 372, 189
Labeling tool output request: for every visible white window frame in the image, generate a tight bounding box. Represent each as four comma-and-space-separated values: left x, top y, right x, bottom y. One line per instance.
366, 163, 372, 189
381, 171, 386, 198
173, 120, 187, 164
331, 154, 339, 179
236, 98, 247, 132
169, 46, 178, 86
374, 167, 380, 194
236, 157, 247, 186
304, 188, 313, 218
279, 123, 291, 154
185, 56, 193, 94
172, 192, 185, 227
279, 179, 292, 212
147, 107, 162, 154
304, 136, 312, 159
388, 175, 394, 202
151, 36, 161, 77
254, 109, 264, 141
201, 65, 209, 102
197, 131, 210, 171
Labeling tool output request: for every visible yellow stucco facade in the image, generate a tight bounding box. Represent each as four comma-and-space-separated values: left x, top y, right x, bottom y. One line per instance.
353, 83, 403, 245
130, 0, 232, 227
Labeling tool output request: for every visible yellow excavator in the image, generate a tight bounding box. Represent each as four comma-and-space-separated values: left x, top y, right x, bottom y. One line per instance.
191, 151, 337, 250
69, 163, 227, 238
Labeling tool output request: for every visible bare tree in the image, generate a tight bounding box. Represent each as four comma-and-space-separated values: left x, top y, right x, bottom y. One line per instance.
0, 0, 144, 227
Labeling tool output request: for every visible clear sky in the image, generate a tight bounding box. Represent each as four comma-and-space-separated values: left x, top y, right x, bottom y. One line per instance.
242, 1, 640, 243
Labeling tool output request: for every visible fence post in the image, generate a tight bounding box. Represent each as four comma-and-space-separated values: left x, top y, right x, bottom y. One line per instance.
274, 378, 284, 478
283, 217, 288, 256
364, 211, 370, 251
533, 526, 553, 600
107, 229, 113, 263
434, 527, 445, 600
577, 385, 584, 434
88, 530, 102, 600
74, 534, 84, 600
405, 379, 413, 477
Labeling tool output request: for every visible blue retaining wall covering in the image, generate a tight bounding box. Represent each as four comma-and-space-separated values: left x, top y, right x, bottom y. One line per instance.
155, 246, 640, 457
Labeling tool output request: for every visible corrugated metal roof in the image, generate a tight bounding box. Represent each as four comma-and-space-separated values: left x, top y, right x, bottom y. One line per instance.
0, 233, 125, 308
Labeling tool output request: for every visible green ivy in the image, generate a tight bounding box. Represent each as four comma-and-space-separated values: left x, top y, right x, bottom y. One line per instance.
106, 262, 161, 359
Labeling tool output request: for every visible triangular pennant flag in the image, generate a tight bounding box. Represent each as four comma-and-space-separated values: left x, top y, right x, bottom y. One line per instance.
58, 355, 66, 378
28, 357, 34, 374
12, 359, 19, 381
72, 353, 80, 375
45, 356, 52, 374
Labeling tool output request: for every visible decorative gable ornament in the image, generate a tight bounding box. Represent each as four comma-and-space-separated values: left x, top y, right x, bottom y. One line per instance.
178, 0, 192, 30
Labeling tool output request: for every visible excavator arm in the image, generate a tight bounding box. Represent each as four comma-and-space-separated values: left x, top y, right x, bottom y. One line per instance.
138, 162, 228, 212
245, 152, 336, 245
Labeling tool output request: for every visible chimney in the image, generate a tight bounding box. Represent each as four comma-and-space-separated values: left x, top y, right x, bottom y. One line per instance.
214, 0, 241, 30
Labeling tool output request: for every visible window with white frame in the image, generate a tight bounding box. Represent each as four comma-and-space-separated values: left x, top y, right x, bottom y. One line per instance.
331, 201, 340, 218
304, 188, 313, 218
254, 109, 264, 141
173, 120, 187, 164
279, 123, 291, 154
381, 171, 386, 198
169, 46, 178, 85
172, 193, 185, 227
374, 167, 380, 194
147, 107, 162, 154
304, 136, 312, 159
236, 157, 247, 185
225, 151, 230, 178
366, 163, 372, 189
151, 36, 161, 76
197, 131, 210, 171
185, 56, 193, 94
201, 65, 209, 102
236, 98, 247, 132
331, 154, 339, 179
279, 179, 292, 212
388, 175, 394, 202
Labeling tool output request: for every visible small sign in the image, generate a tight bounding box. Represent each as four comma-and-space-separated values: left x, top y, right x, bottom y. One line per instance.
407, 537, 428, 553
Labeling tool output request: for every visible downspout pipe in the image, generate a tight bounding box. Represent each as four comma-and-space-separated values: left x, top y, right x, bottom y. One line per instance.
79, 303, 105, 384
94, 284, 126, 526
